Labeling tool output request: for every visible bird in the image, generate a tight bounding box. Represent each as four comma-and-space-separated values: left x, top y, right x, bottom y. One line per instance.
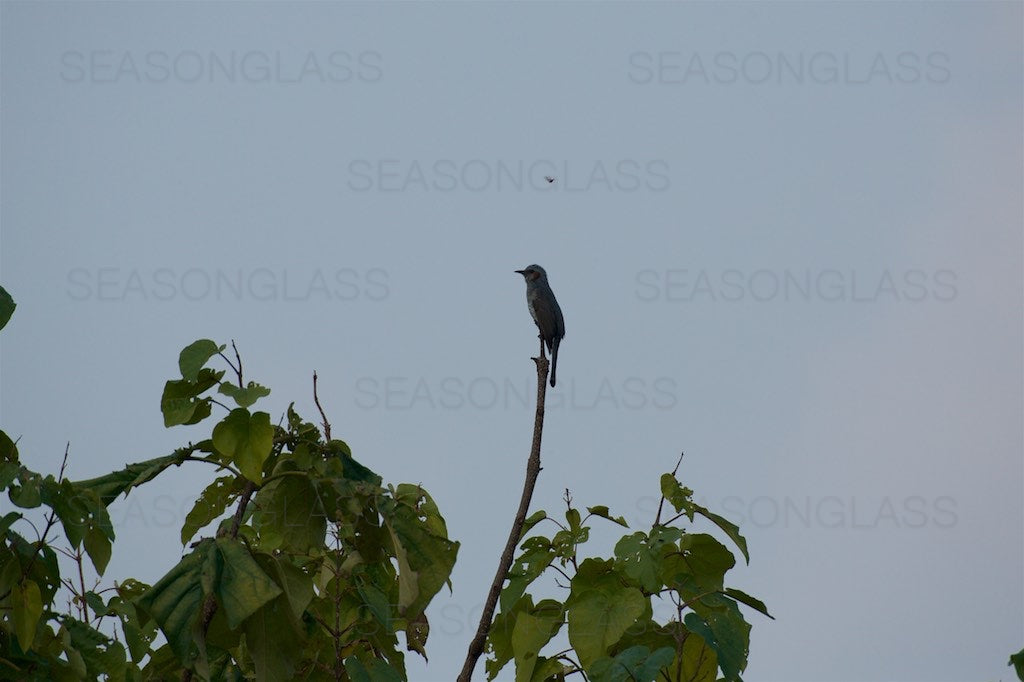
515, 264, 565, 387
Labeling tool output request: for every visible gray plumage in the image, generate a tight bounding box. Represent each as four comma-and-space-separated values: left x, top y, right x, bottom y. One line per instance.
515, 264, 565, 387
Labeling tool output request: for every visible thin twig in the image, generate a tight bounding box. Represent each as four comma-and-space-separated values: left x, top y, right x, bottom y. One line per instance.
457, 349, 551, 681
654, 451, 685, 526
231, 340, 243, 388
313, 371, 331, 442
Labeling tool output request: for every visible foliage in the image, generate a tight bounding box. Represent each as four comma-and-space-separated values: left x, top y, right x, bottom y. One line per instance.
1, 331, 459, 680
0, 290, 770, 681
483, 469, 772, 682
1011, 647, 1024, 682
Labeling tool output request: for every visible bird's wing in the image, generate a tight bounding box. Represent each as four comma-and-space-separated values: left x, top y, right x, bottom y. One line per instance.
531, 293, 564, 342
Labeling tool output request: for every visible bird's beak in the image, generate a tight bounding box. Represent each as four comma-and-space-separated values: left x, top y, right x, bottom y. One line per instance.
514, 269, 525, 275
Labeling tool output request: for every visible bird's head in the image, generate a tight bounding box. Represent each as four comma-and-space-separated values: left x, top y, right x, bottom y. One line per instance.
515, 264, 547, 282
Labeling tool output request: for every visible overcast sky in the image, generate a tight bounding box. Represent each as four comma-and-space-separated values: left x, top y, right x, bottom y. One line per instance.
1, 2, 1021, 681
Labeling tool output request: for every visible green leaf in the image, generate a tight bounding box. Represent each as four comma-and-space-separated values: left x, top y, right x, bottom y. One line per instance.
511, 602, 564, 682
502, 536, 556, 612
219, 381, 271, 408
614, 532, 661, 594
74, 452, 188, 505
0, 285, 15, 331
724, 587, 773, 620
659, 473, 694, 517
243, 590, 306, 682
83, 524, 112, 575
136, 545, 207, 662
63, 616, 126, 679
212, 409, 274, 483
357, 580, 394, 631
344, 656, 404, 682
530, 656, 565, 682
213, 538, 282, 629
257, 471, 326, 553
181, 476, 239, 546
394, 483, 451, 539
8, 472, 42, 508
567, 559, 647, 669
662, 533, 735, 597
487, 594, 534, 679
253, 553, 314, 620
566, 507, 582, 532
683, 598, 751, 681
0, 510, 23, 536
679, 628, 718, 682
83, 591, 107, 618
587, 505, 629, 528
179, 339, 225, 382
589, 645, 675, 682
160, 368, 222, 427
519, 511, 548, 541
109, 581, 159, 664
381, 497, 459, 620
0, 429, 18, 462
1010, 647, 1024, 682
12, 579, 43, 650
690, 502, 749, 564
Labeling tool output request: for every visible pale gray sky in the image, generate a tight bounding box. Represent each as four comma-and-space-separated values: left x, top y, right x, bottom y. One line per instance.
2, 2, 1021, 680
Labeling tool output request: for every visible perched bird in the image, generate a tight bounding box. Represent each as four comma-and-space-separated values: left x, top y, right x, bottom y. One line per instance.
515, 264, 565, 387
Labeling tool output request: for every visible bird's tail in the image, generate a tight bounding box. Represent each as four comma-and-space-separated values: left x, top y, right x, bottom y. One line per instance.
549, 338, 559, 388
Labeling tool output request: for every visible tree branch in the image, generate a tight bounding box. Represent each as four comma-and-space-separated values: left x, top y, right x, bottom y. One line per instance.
313, 371, 332, 442
457, 348, 551, 681
181, 480, 257, 682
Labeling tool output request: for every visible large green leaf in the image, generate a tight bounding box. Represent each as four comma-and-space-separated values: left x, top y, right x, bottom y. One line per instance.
62, 617, 127, 679
213, 538, 282, 629
487, 594, 534, 680
661, 533, 735, 598
614, 526, 683, 594
212, 409, 274, 483
74, 452, 190, 505
243, 590, 305, 682
12, 579, 43, 650
589, 645, 675, 682
381, 497, 459, 620
256, 471, 326, 553
178, 339, 225, 382
679, 628, 719, 682
683, 598, 751, 681
136, 538, 281, 665
567, 559, 647, 669
511, 600, 564, 682
502, 536, 556, 612
659, 474, 694, 516
160, 368, 222, 427
253, 553, 313, 620
136, 545, 208, 662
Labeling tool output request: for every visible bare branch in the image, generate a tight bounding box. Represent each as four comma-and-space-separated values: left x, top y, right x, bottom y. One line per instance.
458, 350, 551, 681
